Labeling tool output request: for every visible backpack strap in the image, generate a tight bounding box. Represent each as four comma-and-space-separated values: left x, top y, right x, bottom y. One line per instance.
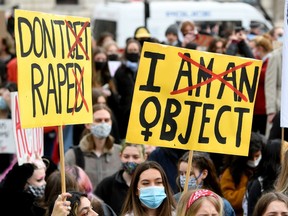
72, 146, 85, 169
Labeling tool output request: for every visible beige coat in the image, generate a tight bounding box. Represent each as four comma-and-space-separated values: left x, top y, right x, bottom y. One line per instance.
265, 46, 282, 115
65, 133, 122, 190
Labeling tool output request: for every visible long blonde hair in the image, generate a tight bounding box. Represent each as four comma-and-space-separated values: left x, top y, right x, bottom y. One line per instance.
176, 189, 223, 216
275, 149, 288, 194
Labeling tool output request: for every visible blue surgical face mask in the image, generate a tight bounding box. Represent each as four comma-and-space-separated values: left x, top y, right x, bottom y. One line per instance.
139, 186, 167, 209
0, 96, 8, 110
179, 172, 202, 190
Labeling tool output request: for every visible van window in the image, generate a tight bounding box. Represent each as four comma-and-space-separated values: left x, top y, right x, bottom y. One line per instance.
93, 19, 117, 42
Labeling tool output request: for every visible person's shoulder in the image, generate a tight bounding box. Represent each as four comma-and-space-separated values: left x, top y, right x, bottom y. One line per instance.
98, 171, 119, 186
220, 168, 233, 182
222, 197, 234, 209
64, 146, 77, 158
249, 177, 262, 190
222, 197, 236, 215
113, 143, 122, 152
114, 63, 127, 76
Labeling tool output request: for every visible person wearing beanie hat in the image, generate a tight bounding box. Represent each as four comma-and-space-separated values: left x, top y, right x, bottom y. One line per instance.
163, 24, 182, 47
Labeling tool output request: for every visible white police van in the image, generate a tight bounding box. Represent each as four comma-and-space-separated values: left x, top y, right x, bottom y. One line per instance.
92, 1, 273, 48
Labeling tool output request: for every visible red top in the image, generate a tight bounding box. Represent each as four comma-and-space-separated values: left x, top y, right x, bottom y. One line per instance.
254, 58, 268, 115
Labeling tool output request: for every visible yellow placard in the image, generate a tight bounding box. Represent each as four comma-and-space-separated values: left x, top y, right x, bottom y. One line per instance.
15, 10, 92, 128
126, 42, 262, 156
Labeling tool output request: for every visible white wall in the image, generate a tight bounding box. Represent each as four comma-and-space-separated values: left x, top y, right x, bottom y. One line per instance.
0, 0, 285, 26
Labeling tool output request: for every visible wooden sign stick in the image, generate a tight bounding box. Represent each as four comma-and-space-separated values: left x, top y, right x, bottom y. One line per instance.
58, 125, 66, 193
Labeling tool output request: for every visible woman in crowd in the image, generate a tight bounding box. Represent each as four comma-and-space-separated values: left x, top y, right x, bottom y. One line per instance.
275, 149, 288, 195
220, 132, 264, 215
176, 189, 223, 216
245, 139, 281, 215
103, 40, 121, 61
252, 192, 288, 216
180, 20, 197, 48
95, 142, 146, 215
114, 38, 141, 139
251, 34, 273, 135
65, 104, 122, 190
34, 170, 79, 215
207, 37, 227, 54
66, 165, 116, 216
121, 161, 176, 216
37, 168, 112, 216
67, 191, 99, 216
174, 151, 235, 216
92, 47, 119, 117
0, 158, 47, 215
50, 191, 99, 216
92, 47, 118, 97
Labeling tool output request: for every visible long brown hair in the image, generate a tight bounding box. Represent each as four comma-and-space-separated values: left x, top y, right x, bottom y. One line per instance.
176, 151, 223, 196
177, 189, 223, 216
253, 192, 288, 216
121, 161, 176, 216
275, 149, 288, 194
44, 171, 79, 216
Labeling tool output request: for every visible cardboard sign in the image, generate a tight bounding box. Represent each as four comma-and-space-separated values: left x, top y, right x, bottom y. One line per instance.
126, 42, 262, 156
0, 119, 16, 154
11, 92, 44, 165
15, 10, 93, 128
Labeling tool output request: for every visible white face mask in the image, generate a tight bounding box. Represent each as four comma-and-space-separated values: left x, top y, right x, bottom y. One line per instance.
90, 123, 111, 139
247, 154, 262, 168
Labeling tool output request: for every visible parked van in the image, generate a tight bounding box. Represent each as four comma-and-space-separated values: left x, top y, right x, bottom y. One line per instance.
92, 1, 273, 48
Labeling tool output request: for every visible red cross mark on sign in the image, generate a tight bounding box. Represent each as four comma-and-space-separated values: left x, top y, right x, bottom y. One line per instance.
65, 20, 90, 60
72, 67, 89, 115
170, 52, 253, 102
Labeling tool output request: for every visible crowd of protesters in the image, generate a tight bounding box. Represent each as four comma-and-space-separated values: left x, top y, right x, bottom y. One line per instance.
0, 5, 288, 216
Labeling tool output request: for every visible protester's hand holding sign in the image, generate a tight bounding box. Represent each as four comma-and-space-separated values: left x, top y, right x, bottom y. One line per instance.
51, 193, 72, 216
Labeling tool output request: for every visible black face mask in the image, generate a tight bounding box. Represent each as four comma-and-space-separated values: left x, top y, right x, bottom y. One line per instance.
126, 53, 139, 63
107, 54, 118, 61
95, 61, 107, 70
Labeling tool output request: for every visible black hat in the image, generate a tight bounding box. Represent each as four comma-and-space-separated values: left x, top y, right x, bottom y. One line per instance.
165, 24, 178, 36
